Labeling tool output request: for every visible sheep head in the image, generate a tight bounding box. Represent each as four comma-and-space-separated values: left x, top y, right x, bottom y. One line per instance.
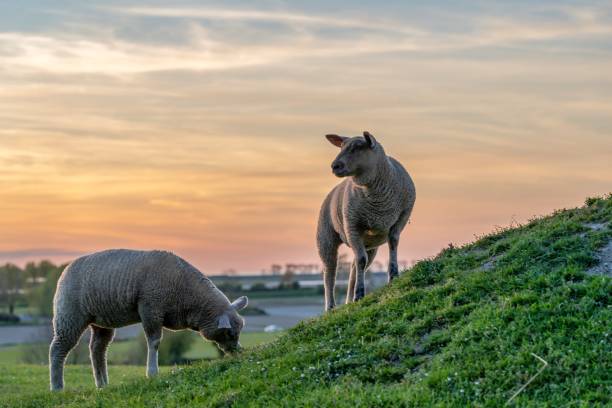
325, 131, 380, 178
200, 296, 248, 355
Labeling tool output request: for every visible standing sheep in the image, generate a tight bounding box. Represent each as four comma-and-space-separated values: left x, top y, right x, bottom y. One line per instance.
317, 131, 416, 311
49, 249, 248, 391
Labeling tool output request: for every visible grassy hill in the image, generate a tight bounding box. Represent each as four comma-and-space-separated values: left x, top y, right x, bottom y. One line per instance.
3, 195, 611, 407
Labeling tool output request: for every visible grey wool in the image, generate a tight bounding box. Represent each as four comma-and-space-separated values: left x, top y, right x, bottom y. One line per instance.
317, 131, 416, 311
49, 249, 248, 391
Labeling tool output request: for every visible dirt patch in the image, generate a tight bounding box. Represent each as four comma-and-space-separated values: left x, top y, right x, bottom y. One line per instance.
482, 260, 496, 271
481, 254, 502, 271
586, 240, 612, 277
584, 222, 608, 231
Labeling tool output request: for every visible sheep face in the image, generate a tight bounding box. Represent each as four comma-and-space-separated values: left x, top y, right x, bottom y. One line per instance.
325, 132, 379, 178
209, 312, 244, 354
200, 296, 247, 354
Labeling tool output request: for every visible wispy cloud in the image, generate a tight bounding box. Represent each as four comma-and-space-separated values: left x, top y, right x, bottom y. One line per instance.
0, 32, 407, 75
106, 6, 417, 32
1, 5, 610, 76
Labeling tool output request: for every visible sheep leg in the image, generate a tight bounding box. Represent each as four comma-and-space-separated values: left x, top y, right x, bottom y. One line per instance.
143, 325, 163, 378
49, 316, 88, 391
322, 250, 339, 311
145, 330, 162, 378
388, 211, 411, 282
89, 325, 115, 388
351, 240, 369, 302
318, 230, 341, 311
388, 235, 400, 282
346, 248, 377, 304
346, 262, 356, 304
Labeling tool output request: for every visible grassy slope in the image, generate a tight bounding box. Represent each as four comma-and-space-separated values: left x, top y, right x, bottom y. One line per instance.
4, 196, 611, 407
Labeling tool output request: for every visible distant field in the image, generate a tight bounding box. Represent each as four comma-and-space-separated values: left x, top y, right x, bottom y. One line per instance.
225, 288, 322, 299
0, 331, 280, 365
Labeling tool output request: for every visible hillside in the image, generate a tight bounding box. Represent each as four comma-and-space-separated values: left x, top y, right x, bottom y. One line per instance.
5, 195, 611, 407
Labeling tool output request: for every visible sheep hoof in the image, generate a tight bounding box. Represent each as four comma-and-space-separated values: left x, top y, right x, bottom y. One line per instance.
353, 287, 365, 301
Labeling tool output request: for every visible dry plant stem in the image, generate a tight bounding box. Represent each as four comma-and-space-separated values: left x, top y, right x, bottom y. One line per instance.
506, 353, 549, 406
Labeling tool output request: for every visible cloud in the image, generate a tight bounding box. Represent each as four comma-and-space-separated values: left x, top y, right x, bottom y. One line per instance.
1, 5, 610, 76
105, 6, 409, 31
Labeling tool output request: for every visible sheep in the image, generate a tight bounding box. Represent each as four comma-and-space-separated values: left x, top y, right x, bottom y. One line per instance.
317, 131, 416, 311
49, 249, 248, 391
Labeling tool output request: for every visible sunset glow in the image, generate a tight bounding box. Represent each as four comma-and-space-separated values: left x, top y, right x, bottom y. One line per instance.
1, 1, 611, 273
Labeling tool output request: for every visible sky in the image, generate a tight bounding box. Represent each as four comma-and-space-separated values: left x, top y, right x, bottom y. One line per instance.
1, 1, 611, 274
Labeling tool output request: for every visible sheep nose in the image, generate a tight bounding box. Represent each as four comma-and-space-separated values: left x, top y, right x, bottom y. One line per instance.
332, 161, 345, 172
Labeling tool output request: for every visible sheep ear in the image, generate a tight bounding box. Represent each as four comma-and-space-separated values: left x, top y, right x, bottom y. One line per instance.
230, 296, 248, 311
325, 134, 347, 148
363, 131, 377, 149
218, 313, 232, 329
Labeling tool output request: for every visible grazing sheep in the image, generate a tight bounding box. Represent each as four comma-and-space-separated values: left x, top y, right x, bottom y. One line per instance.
49, 249, 248, 391
317, 131, 416, 311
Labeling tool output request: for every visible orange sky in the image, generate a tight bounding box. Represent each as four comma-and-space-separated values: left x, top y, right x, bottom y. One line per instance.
1, 2, 611, 273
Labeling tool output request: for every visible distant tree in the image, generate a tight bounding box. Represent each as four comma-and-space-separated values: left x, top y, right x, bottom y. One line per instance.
23, 260, 57, 288
0, 263, 24, 315
24, 262, 38, 288
161, 330, 196, 364
29, 262, 65, 317
279, 269, 301, 290
126, 329, 196, 365
270, 264, 282, 275
39, 260, 58, 280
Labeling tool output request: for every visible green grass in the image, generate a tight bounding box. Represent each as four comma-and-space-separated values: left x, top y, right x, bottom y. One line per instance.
0, 332, 281, 406
0, 345, 26, 364
0, 332, 280, 365
0, 340, 139, 365
3, 195, 611, 407
0, 365, 153, 401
